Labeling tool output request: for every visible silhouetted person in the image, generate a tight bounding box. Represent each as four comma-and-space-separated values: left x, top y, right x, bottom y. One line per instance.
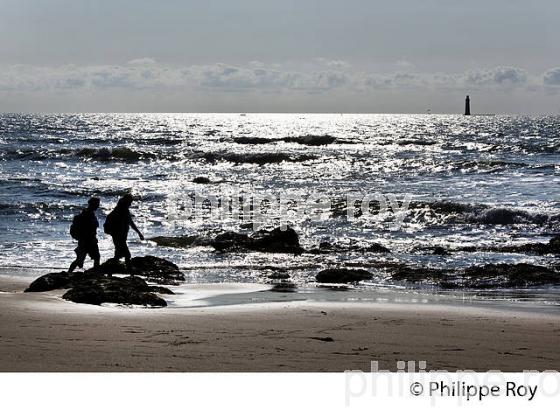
104, 194, 144, 271
68, 197, 101, 273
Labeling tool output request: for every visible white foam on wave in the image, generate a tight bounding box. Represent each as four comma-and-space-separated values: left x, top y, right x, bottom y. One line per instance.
164, 283, 273, 308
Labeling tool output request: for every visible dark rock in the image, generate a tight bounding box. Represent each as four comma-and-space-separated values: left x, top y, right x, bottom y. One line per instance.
267, 269, 296, 292
315, 268, 373, 284
62, 276, 167, 307
25, 269, 121, 293
432, 246, 449, 256
461, 263, 559, 288
150, 235, 211, 248
212, 231, 253, 252
63, 283, 105, 305
459, 243, 549, 255
548, 236, 560, 252
25, 270, 74, 292
475, 208, 533, 225
148, 285, 175, 295
129, 256, 185, 285
362, 243, 391, 253
211, 227, 304, 254
192, 176, 211, 184
251, 227, 304, 253
386, 262, 559, 289
457, 236, 560, 255
90, 256, 184, 285
26, 271, 171, 307
25, 255, 180, 306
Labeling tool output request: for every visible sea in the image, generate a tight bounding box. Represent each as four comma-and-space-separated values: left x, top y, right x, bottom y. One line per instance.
1, 113, 559, 308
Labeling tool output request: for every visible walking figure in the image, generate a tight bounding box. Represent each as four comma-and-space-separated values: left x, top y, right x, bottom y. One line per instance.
68, 197, 101, 273
104, 194, 144, 271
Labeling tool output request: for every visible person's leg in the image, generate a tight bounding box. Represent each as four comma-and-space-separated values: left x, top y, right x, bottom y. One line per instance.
112, 236, 120, 260
68, 260, 79, 273
123, 243, 132, 274
113, 235, 132, 274
69, 245, 86, 273
90, 242, 101, 271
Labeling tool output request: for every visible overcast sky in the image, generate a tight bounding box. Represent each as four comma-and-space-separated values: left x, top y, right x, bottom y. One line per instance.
1, 0, 559, 113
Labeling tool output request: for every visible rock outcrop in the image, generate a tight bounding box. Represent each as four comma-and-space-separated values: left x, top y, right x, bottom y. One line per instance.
62, 276, 168, 307
211, 227, 305, 254
150, 235, 212, 249
459, 263, 559, 289
386, 262, 559, 289
457, 235, 560, 255
192, 176, 211, 184
315, 268, 373, 284
91, 256, 185, 285
25, 255, 182, 307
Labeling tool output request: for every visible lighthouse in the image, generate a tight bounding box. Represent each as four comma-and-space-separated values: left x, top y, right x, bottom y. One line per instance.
464, 95, 471, 115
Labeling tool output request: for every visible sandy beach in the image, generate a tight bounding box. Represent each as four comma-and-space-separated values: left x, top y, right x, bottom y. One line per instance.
1, 275, 559, 372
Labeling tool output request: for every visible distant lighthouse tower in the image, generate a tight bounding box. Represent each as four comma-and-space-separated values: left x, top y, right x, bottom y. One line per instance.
464, 95, 471, 115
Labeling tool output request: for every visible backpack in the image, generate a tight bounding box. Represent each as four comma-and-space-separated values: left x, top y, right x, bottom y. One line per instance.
70, 213, 84, 240
103, 211, 115, 235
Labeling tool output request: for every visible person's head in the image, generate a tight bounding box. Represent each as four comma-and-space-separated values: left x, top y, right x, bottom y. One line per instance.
87, 197, 100, 211
117, 193, 134, 209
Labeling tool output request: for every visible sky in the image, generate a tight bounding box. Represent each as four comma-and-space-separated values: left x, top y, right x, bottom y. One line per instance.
0, 0, 559, 113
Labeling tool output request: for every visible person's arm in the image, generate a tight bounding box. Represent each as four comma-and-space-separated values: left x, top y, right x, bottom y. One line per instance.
129, 214, 144, 240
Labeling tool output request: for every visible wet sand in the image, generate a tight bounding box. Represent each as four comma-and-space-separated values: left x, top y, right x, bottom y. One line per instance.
1, 276, 559, 372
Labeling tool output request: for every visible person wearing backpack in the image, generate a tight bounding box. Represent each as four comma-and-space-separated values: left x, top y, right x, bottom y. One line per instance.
104, 194, 144, 272
68, 197, 101, 273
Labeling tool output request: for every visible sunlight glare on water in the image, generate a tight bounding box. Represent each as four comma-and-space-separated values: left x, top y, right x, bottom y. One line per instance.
0, 113, 559, 293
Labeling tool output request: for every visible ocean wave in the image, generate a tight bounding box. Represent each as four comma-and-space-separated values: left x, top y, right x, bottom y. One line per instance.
453, 160, 528, 171
200, 151, 316, 164
283, 135, 337, 146
469, 208, 548, 225
408, 201, 555, 226
75, 147, 158, 161
378, 138, 438, 147
396, 139, 438, 146
233, 134, 337, 146
333, 199, 557, 226
233, 136, 277, 145
135, 136, 185, 146
1, 147, 176, 162
0, 201, 81, 216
